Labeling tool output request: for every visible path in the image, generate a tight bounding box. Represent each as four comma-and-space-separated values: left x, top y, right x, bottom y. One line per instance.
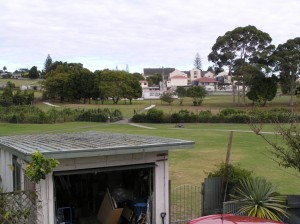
43, 102, 60, 107
114, 105, 156, 129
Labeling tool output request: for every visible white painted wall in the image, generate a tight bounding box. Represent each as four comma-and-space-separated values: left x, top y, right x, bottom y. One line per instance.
0, 149, 13, 191
37, 151, 169, 224
167, 77, 188, 87
190, 69, 201, 82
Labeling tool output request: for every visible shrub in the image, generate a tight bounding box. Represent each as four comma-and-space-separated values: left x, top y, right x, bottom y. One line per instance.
146, 108, 164, 123
219, 108, 245, 116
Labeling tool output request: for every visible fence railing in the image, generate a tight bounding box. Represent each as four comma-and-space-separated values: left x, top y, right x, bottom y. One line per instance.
0, 190, 39, 224
170, 183, 202, 224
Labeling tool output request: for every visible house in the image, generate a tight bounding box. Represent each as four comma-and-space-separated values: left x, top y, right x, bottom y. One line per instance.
0, 131, 194, 224
169, 69, 188, 79
139, 80, 149, 89
11, 72, 22, 79
193, 77, 219, 91
189, 69, 203, 82
167, 76, 188, 88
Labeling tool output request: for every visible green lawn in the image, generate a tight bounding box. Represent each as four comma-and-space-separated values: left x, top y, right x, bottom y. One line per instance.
0, 122, 298, 194
0, 78, 43, 87
34, 94, 293, 119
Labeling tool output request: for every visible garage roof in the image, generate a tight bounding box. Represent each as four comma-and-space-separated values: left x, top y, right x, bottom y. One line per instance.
0, 131, 194, 160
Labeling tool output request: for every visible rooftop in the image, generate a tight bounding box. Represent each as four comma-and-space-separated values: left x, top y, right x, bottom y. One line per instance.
0, 131, 194, 160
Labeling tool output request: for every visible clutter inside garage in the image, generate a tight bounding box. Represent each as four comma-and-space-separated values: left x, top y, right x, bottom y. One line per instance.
54, 165, 153, 224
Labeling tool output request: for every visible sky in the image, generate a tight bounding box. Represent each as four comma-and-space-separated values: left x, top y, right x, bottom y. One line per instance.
1, 0, 300, 74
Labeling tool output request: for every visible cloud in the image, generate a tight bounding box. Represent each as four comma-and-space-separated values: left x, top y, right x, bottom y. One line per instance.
1, 0, 300, 72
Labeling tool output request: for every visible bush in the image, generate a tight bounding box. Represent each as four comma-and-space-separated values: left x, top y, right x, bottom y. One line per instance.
0, 106, 123, 124
131, 113, 147, 122
146, 108, 164, 123
219, 108, 245, 116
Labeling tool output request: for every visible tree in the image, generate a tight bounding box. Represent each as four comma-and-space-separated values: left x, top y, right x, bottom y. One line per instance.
231, 178, 288, 222
273, 37, 300, 106
0, 82, 14, 106
246, 74, 278, 106
187, 86, 206, 106
249, 92, 300, 175
146, 73, 162, 86
175, 86, 187, 105
28, 66, 39, 79
194, 52, 202, 70
3, 66, 7, 72
132, 72, 144, 81
160, 92, 174, 105
43, 54, 53, 76
208, 25, 274, 105
44, 65, 70, 102
122, 75, 142, 104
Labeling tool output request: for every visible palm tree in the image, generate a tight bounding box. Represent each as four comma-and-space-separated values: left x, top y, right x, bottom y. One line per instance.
231, 177, 288, 222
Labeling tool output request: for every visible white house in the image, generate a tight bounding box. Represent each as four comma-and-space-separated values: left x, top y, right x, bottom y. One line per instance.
0, 131, 194, 224
193, 77, 219, 91
169, 69, 188, 79
167, 75, 188, 88
189, 69, 202, 82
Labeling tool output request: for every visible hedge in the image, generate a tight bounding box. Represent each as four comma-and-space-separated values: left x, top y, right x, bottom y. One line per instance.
0, 106, 123, 124
131, 108, 294, 124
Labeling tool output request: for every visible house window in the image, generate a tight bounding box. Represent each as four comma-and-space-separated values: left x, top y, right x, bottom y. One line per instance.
12, 156, 21, 191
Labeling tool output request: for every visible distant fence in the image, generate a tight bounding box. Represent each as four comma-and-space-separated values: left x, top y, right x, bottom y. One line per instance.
170, 183, 202, 224
0, 190, 39, 224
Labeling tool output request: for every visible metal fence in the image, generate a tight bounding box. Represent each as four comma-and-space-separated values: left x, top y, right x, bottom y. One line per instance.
170, 183, 202, 224
0, 190, 39, 224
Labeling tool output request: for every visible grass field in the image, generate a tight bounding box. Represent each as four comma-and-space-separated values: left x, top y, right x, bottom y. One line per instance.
35, 94, 293, 118
1, 122, 298, 194
0, 78, 43, 87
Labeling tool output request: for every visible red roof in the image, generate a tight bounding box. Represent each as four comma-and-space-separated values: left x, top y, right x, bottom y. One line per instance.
171, 75, 187, 79
188, 214, 283, 224
194, 77, 218, 83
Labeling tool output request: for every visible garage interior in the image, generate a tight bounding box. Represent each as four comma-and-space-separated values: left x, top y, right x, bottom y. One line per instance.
54, 164, 154, 224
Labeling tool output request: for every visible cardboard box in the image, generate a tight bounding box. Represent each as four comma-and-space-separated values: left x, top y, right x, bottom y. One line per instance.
97, 189, 123, 224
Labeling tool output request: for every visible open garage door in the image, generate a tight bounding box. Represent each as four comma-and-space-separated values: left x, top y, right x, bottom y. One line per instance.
54, 164, 155, 224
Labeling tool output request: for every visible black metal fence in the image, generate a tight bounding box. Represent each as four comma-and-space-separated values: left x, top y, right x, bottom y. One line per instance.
0, 190, 39, 224
170, 183, 202, 224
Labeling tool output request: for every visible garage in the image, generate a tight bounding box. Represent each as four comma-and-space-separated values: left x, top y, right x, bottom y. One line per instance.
54, 164, 154, 223
0, 131, 194, 224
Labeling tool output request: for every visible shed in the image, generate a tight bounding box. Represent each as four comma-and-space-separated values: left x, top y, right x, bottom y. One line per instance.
0, 131, 194, 224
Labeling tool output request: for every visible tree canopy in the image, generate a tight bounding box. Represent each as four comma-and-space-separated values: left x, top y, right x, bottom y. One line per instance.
187, 86, 206, 106
208, 25, 274, 72
43, 54, 53, 76
246, 74, 278, 106
194, 52, 202, 70
273, 37, 300, 105
28, 66, 39, 79
208, 25, 274, 105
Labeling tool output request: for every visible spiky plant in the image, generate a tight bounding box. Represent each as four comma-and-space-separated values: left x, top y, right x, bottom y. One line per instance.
231, 178, 288, 222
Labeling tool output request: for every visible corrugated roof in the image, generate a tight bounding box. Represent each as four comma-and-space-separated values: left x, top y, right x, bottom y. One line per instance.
0, 131, 194, 160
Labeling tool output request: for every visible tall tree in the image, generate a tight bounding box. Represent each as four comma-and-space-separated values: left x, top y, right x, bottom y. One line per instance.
3, 66, 7, 72
208, 25, 274, 106
194, 53, 202, 70
28, 66, 39, 79
43, 54, 53, 76
272, 37, 300, 106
